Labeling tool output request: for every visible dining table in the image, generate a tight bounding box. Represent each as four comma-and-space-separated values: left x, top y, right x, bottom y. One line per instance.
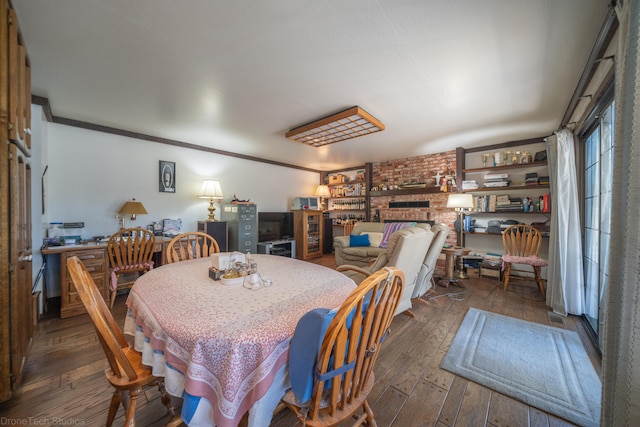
124, 253, 356, 427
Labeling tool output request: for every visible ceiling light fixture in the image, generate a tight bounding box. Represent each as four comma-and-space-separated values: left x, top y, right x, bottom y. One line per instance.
285, 106, 385, 147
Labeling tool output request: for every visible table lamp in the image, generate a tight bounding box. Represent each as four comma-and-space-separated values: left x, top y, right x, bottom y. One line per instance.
315, 184, 331, 210
447, 193, 474, 247
117, 198, 148, 229
198, 180, 224, 221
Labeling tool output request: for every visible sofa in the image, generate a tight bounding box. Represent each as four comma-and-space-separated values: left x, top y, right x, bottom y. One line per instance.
334, 221, 433, 267
334, 222, 385, 267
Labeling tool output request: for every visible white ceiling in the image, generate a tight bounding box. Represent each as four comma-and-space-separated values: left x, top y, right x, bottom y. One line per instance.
13, 0, 609, 171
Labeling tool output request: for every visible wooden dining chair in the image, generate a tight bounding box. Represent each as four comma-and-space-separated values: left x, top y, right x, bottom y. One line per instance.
107, 228, 156, 308
502, 224, 548, 296
283, 267, 405, 426
166, 231, 220, 264
66, 256, 180, 427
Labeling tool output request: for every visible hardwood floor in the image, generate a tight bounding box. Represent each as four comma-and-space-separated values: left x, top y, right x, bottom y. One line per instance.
0, 254, 601, 426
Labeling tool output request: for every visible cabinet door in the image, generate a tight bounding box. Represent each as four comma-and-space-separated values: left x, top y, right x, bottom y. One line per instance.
5, 143, 32, 394
294, 211, 323, 260
198, 221, 228, 251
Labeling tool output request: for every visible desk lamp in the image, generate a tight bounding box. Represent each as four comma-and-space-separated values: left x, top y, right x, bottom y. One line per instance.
315, 184, 331, 211
198, 180, 224, 221
117, 198, 148, 229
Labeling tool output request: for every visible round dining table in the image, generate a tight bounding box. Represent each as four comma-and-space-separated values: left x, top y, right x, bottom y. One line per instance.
124, 254, 356, 427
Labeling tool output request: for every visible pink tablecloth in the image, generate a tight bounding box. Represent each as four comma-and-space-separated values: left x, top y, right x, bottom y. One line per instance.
124, 254, 355, 427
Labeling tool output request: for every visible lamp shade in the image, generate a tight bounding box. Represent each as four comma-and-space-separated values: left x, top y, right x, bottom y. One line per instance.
118, 198, 148, 215
198, 180, 224, 199
315, 184, 331, 197
447, 193, 474, 209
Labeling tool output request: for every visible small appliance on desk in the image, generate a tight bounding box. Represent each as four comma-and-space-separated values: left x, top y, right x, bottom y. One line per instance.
47, 221, 85, 245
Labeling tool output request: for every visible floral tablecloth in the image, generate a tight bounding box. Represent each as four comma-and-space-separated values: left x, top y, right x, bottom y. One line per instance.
124, 254, 355, 427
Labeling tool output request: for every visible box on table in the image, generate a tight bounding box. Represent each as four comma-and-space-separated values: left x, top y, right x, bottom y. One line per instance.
210, 252, 246, 270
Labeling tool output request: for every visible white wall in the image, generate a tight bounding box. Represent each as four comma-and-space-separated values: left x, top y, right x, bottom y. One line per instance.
45, 124, 319, 239
33, 109, 319, 301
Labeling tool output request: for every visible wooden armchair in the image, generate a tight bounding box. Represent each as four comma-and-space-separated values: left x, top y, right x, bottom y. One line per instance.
502, 224, 548, 296
67, 256, 179, 427
166, 231, 220, 264
107, 228, 155, 308
283, 267, 404, 426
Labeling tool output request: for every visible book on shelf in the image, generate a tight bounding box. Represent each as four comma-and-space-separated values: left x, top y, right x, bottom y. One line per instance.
462, 180, 478, 190
484, 173, 509, 180
496, 195, 510, 206
484, 180, 510, 188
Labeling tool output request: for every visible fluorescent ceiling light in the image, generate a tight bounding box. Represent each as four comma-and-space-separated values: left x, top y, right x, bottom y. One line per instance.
286, 106, 385, 147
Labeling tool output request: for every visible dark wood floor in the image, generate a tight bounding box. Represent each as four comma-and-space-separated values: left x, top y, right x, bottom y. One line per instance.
0, 254, 601, 426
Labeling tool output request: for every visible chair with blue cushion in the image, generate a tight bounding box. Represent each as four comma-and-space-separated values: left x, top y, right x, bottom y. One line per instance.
283, 267, 405, 426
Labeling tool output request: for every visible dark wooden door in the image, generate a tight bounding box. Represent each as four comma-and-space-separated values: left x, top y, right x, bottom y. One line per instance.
1, 0, 33, 401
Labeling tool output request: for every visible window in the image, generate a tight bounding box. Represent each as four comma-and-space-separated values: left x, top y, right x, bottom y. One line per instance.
582, 100, 614, 351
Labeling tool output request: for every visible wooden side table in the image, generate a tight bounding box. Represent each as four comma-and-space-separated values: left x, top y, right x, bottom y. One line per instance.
440, 246, 471, 287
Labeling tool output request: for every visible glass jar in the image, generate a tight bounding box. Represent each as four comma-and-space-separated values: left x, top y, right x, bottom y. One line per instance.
505, 151, 512, 165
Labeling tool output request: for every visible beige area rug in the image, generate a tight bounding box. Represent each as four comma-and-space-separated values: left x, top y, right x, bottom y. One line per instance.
442, 308, 601, 427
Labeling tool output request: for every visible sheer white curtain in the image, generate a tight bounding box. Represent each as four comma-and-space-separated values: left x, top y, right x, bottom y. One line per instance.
545, 130, 585, 315
602, 0, 640, 424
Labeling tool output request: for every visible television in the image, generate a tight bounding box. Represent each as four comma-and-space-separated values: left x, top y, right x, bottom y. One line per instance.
258, 212, 295, 242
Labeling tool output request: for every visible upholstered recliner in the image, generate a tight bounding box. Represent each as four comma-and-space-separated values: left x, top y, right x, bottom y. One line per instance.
412, 223, 450, 298
337, 227, 434, 316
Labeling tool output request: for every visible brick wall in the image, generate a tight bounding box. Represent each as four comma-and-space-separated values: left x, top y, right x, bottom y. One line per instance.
370, 150, 459, 247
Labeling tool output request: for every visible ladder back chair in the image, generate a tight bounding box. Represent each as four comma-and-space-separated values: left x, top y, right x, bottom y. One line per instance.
67, 256, 179, 427
106, 228, 156, 308
502, 224, 548, 296
166, 231, 220, 264
283, 267, 405, 426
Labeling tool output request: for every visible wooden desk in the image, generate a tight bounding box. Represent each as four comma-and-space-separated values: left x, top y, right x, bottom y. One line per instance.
42, 236, 171, 318
124, 255, 356, 427
440, 246, 471, 287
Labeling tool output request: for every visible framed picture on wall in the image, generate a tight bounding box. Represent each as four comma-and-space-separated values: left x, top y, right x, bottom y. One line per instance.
159, 161, 176, 193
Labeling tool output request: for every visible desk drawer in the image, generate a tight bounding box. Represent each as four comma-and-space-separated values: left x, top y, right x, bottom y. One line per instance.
72, 249, 106, 263
61, 247, 109, 318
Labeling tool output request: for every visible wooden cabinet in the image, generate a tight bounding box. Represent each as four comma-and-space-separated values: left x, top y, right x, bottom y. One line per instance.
1, 0, 33, 401
293, 210, 324, 260
57, 247, 109, 318
197, 221, 228, 252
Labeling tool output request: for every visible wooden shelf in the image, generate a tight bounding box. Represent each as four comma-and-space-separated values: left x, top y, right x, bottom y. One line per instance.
327, 180, 366, 187
370, 187, 444, 197
469, 211, 551, 215
462, 184, 549, 193
462, 161, 548, 174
